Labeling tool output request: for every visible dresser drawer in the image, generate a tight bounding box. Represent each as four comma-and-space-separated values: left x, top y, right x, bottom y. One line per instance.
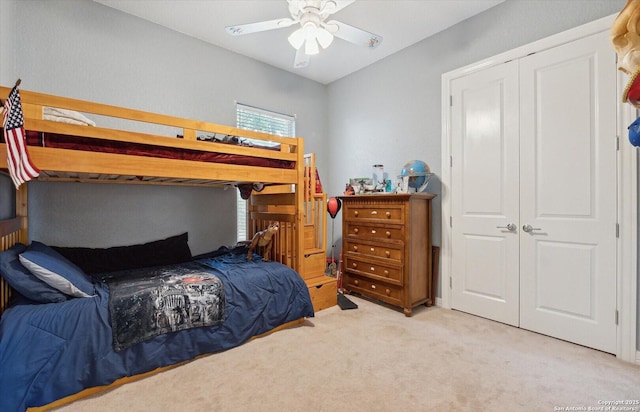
344, 239, 403, 261
343, 255, 402, 285
344, 204, 404, 224
344, 221, 404, 242
344, 274, 402, 307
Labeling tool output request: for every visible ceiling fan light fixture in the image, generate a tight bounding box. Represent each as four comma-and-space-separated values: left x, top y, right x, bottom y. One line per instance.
288, 28, 305, 49
305, 37, 319, 55
302, 21, 318, 39
316, 27, 334, 49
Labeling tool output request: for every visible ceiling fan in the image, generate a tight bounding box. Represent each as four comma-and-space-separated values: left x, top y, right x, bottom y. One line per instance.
225, 0, 383, 69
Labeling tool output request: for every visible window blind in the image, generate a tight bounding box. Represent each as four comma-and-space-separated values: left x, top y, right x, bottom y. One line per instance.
236, 103, 295, 139
236, 103, 295, 242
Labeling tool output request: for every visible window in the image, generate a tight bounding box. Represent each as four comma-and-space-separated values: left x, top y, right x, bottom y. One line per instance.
236, 103, 295, 242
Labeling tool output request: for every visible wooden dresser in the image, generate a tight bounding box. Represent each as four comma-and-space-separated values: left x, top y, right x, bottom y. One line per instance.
339, 193, 435, 316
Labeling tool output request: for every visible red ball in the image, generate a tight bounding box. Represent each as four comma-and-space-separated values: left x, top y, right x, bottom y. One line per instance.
327, 197, 342, 219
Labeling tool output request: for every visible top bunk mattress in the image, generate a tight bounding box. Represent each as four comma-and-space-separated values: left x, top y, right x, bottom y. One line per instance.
23, 130, 295, 170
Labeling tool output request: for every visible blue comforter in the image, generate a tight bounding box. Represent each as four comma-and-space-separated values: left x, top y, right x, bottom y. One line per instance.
0, 252, 314, 411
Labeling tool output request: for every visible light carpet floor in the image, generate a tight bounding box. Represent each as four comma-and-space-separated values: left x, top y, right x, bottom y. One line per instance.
54, 295, 640, 412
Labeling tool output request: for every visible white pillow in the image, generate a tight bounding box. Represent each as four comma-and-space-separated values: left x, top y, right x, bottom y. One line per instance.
43, 106, 96, 126
19, 241, 95, 298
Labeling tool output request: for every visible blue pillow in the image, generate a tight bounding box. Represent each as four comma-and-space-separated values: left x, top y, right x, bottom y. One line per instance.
0, 243, 68, 303
19, 241, 95, 298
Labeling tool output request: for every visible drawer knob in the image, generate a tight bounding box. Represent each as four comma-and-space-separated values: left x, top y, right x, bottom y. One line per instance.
370, 266, 375, 272
385, 288, 391, 296
354, 211, 359, 217
386, 231, 391, 238
354, 279, 359, 286
386, 212, 391, 218
371, 284, 376, 290
371, 229, 376, 234
371, 210, 378, 215
370, 247, 375, 252
353, 245, 358, 251
384, 270, 389, 277
353, 228, 359, 234
352, 262, 358, 268
385, 251, 390, 257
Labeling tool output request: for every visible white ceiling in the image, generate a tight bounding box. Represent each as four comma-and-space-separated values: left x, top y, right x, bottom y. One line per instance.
93, 0, 504, 85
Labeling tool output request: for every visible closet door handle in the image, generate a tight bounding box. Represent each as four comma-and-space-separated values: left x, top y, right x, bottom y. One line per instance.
522, 224, 542, 233
496, 223, 516, 231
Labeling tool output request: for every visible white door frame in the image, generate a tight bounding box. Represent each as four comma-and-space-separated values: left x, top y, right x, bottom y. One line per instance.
441, 14, 638, 363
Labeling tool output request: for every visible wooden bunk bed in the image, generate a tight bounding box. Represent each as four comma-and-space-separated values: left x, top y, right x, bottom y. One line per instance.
0, 85, 307, 310
0, 85, 331, 410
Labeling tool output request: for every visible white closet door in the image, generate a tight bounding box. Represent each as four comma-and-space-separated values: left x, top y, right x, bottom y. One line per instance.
450, 60, 520, 326
450, 30, 617, 353
519, 32, 617, 353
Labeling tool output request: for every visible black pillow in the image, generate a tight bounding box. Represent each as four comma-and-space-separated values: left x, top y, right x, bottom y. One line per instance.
52, 233, 192, 275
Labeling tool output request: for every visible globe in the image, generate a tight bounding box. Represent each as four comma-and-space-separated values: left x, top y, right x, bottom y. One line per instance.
400, 160, 431, 190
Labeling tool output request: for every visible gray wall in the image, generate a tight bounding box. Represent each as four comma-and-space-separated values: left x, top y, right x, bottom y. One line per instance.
0, 0, 16, 220
1, 0, 328, 255
326, 0, 624, 250
0, 0, 16, 84
27, 181, 235, 254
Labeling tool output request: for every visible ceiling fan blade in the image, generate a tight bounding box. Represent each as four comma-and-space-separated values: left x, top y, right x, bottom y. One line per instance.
294, 47, 310, 69
324, 19, 382, 49
226, 18, 295, 36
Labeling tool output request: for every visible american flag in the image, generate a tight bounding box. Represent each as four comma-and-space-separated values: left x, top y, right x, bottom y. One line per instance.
3, 85, 39, 188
